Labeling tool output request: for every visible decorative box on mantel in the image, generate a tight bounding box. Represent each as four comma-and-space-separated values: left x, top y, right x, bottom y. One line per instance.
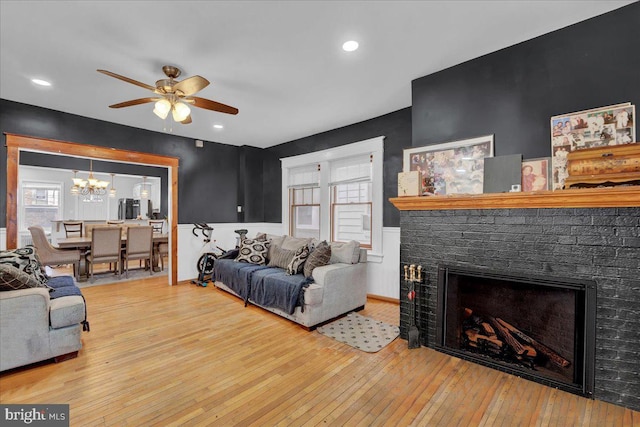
564, 143, 640, 189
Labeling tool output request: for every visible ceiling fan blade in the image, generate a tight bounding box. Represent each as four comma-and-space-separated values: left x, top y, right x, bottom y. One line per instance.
97, 69, 157, 92
180, 115, 192, 124
173, 75, 209, 96
191, 96, 239, 115
108, 98, 160, 108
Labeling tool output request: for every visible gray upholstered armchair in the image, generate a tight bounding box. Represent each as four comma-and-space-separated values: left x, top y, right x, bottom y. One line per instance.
28, 226, 81, 280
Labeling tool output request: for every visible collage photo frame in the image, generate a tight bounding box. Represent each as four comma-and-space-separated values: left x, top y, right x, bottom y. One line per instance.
550, 102, 636, 190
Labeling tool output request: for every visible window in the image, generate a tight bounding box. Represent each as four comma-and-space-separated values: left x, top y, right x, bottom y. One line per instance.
21, 182, 63, 232
290, 187, 320, 239
281, 136, 384, 256
332, 182, 372, 248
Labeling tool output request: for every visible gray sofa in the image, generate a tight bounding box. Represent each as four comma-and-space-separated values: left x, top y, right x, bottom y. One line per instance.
214, 236, 368, 329
0, 247, 87, 372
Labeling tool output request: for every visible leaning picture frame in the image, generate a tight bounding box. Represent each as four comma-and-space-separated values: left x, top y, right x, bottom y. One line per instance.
521, 157, 551, 191
403, 135, 494, 195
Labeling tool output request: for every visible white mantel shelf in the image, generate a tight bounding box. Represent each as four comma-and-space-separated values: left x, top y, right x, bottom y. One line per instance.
389, 186, 640, 211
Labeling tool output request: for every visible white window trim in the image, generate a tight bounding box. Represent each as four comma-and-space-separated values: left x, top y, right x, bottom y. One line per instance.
281, 136, 384, 257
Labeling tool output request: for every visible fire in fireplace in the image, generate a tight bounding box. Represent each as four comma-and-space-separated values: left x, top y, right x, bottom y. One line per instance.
435, 264, 596, 397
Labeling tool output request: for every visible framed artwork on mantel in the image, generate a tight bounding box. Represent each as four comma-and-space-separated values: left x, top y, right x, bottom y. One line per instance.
521, 157, 551, 191
550, 102, 636, 190
403, 135, 494, 195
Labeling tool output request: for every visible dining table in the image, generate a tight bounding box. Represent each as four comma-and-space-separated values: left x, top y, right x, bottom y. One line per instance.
56, 233, 169, 280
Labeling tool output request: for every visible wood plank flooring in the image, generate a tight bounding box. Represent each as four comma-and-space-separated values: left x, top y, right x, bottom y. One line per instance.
1, 278, 637, 426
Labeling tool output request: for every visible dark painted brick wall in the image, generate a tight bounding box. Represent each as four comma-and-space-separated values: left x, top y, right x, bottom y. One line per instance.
399, 207, 640, 411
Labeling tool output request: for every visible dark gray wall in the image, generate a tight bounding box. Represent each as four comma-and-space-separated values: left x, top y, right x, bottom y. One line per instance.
412, 3, 640, 156
263, 108, 412, 226
239, 145, 265, 222
0, 99, 240, 226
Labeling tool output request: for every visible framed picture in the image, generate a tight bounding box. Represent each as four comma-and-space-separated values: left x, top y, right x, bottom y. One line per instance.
550, 102, 636, 189
403, 135, 494, 195
521, 157, 551, 191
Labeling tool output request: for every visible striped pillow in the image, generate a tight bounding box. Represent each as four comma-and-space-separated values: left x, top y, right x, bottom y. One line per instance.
268, 245, 296, 269
303, 241, 331, 279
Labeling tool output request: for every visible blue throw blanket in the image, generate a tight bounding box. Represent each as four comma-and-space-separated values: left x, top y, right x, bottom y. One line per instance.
213, 259, 312, 314
213, 259, 270, 301
250, 269, 311, 315
46, 276, 90, 331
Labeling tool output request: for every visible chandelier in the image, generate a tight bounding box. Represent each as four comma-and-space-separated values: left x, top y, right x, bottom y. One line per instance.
70, 160, 114, 202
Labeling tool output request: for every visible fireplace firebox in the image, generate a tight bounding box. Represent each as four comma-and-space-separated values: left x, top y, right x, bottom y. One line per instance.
435, 264, 596, 397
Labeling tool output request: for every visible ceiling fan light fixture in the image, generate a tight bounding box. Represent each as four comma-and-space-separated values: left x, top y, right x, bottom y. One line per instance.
153, 99, 171, 119
172, 102, 191, 122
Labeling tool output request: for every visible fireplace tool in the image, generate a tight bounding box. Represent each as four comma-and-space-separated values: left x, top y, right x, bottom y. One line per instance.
405, 264, 422, 349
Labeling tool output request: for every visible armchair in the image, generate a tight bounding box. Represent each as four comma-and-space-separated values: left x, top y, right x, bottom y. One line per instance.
28, 226, 81, 280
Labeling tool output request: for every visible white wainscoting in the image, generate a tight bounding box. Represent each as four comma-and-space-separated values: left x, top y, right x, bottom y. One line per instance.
0, 228, 6, 251
367, 227, 400, 300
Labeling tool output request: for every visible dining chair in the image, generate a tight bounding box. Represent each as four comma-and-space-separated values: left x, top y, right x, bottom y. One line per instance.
63, 221, 83, 238
156, 242, 169, 271
122, 226, 154, 278
28, 226, 81, 280
148, 219, 164, 234
86, 227, 122, 283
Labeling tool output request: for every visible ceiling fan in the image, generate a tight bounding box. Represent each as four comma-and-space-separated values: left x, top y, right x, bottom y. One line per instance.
97, 65, 238, 124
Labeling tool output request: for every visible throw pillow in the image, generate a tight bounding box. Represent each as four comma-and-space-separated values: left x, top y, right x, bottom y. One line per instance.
303, 241, 331, 279
0, 247, 49, 285
235, 239, 270, 265
268, 245, 296, 269
329, 240, 360, 264
0, 263, 46, 291
281, 236, 311, 251
287, 245, 310, 275
266, 235, 286, 262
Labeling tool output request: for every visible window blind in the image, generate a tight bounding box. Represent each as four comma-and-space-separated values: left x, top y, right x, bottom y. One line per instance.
288, 164, 320, 188
329, 154, 372, 185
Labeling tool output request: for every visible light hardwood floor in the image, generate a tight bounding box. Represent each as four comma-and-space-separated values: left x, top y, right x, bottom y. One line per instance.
1, 278, 637, 426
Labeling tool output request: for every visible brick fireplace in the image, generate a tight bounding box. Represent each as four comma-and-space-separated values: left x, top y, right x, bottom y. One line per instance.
392, 187, 640, 412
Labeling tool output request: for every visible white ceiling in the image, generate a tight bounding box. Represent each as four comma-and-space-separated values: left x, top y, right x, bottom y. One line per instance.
0, 1, 633, 148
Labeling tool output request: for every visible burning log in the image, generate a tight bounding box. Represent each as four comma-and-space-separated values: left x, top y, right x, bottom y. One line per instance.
481, 322, 495, 336
496, 318, 570, 368
487, 316, 528, 356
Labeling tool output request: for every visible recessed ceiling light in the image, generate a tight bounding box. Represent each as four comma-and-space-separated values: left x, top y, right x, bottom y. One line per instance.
213, 124, 224, 129
31, 78, 52, 86
342, 40, 359, 52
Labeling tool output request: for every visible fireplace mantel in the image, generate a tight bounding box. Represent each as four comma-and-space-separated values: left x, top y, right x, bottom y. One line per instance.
390, 186, 640, 210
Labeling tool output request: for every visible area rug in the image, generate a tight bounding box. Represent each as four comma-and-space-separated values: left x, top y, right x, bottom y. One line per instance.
317, 312, 400, 353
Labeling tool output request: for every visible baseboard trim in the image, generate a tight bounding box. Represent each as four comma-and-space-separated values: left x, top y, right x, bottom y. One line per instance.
367, 293, 399, 304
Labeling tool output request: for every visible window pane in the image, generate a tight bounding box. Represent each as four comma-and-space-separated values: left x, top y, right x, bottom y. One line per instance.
22, 184, 62, 232
332, 203, 371, 246
292, 205, 320, 239
333, 182, 371, 203
24, 207, 59, 230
